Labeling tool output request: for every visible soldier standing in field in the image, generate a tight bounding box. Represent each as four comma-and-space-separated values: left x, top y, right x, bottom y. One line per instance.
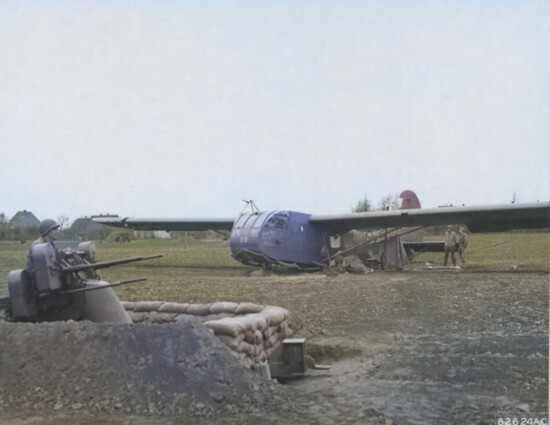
458, 226, 468, 265
443, 225, 457, 266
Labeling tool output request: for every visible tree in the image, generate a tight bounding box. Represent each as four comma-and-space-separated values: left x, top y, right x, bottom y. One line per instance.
378, 193, 399, 211
352, 195, 372, 213
57, 215, 70, 230
64, 217, 112, 241
0, 213, 8, 239
352, 193, 401, 213
107, 230, 134, 243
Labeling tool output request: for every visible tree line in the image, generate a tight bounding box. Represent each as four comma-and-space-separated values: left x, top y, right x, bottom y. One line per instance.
352, 193, 400, 213
0, 214, 114, 242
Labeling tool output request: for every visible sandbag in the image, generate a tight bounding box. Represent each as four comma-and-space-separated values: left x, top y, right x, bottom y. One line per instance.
204, 318, 246, 337
240, 315, 268, 332
244, 330, 256, 345
263, 327, 274, 338
186, 303, 212, 316
209, 302, 239, 315
127, 312, 147, 323
284, 327, 294, 338
121, 301, 136, 311
147, 311, 176, 323
254, 330, 264, 345
199, 313, 234, 322
217, 334, 244, 351
249, 344, 260, 357
242, 357, 253, 369
236, 340, 252, 354
234, 303, 265, 315
265, 334, 280, 349
159, 302, 189, 314
261, 306, 287, 326
134, 301, 165, 312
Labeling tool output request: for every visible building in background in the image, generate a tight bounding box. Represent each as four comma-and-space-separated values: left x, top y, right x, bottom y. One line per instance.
9, 210, 39, 230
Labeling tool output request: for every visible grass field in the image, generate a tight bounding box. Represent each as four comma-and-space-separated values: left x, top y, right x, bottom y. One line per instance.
0, 232, 548, 299
412, 232, 550, 272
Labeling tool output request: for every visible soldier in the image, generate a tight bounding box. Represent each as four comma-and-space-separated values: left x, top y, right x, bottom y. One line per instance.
26, 219, 60, 268
443, 225, 457, 266
458, 226, 468, 265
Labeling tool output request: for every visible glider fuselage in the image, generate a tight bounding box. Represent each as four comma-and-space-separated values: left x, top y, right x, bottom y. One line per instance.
229, 211, 326, 269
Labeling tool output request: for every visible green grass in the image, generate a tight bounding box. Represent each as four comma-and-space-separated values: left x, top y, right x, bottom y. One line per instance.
306, 342, 362, 363
411, 233, 549, 272
0, 232, 548, 298
0, 241, 30, 276
95, 238, 244, 269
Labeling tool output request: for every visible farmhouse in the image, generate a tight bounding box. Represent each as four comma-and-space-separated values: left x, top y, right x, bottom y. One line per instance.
9, 210, 39, 229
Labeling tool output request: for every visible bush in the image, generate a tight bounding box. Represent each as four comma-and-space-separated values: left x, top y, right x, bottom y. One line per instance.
106, 231, 134, 243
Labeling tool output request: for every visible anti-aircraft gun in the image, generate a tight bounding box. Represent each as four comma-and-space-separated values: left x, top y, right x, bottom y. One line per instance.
0, 241, 162, 323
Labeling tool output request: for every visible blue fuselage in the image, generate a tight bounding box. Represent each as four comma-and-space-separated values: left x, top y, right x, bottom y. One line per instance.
229, 211, 326, 269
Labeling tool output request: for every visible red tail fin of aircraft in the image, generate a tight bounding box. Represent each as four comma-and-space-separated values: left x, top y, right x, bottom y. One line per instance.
399, 190, 421, 209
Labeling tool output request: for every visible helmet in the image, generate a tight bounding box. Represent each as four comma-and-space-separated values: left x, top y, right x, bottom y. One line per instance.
39, 219, 60, 236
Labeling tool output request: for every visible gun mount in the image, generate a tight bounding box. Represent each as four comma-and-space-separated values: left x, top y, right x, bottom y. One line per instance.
1, 241, 162, 323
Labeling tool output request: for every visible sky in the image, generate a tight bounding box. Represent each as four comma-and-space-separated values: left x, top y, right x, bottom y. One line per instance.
1, 1, 549, 224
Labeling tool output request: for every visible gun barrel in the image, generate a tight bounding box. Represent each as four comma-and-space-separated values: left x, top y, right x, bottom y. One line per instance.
61, 255, 163, 273
63, 277, 147, 295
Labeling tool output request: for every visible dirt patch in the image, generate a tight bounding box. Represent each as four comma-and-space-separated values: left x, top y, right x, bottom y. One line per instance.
0, 271, 548, 425
285, 272, 548, 425
0, 317, 287, 421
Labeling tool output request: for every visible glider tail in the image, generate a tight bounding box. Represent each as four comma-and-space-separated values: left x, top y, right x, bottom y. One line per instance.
399, 190, 421, 209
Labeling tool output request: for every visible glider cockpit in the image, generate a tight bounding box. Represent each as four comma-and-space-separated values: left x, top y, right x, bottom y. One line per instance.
229, 211, 325, 269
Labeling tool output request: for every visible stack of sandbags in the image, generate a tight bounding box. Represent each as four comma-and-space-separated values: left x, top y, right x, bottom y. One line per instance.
120, 301, 298, 370
121, 301, 238, 323
204, 305, 294, 370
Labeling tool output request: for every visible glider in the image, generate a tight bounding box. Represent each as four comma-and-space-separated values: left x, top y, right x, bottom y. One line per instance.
93, 192, 549, 270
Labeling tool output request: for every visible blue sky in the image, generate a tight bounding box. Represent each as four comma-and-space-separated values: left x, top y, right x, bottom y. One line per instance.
1, 1, 548, 222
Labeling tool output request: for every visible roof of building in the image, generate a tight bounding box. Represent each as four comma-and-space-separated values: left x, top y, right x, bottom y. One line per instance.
9, 210, 40, 228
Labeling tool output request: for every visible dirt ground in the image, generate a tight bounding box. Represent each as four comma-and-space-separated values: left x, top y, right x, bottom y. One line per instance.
1, 271, 548, 425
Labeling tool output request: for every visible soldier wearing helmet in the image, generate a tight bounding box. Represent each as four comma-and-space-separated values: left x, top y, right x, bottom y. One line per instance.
457, 226, 469, 265
443, 225, 457, 267
26, 219, 61, 268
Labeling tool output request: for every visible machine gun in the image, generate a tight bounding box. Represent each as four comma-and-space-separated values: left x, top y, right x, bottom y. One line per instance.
0, 241, 162, 322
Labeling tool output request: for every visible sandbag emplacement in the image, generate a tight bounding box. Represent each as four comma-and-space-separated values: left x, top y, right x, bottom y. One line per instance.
121, 301, 300, 371
0, 318, 284, 417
